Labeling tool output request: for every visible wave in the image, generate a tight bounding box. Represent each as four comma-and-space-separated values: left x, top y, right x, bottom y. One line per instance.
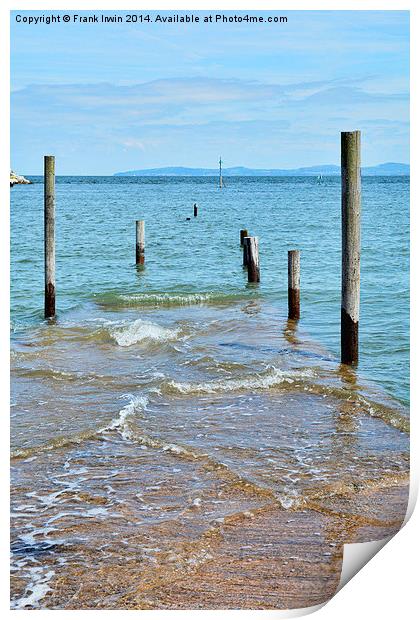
110, 319, 182, 347
301, 382, 410, 434
356, 393, 409, 434
11, 395, 149, 460
11, 367, 108, 383
164, 366, 314, 395
94, 290, 253, 309
158, 363, 409, 434
10, 428, 100, 460
99, 395, 148, 440
11, 316, 185, 350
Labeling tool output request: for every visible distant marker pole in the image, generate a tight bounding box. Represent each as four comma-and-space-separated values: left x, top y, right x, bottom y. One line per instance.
288, 250, 300, 320
240, 229, 248, 246
136, 220, 145, 265
193, 203, 198, 217
44, 155, 55, 319
341, 130, 361, 365
247, 236, 260, 283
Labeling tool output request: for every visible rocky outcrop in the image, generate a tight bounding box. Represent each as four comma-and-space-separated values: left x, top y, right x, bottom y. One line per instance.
10, 170, 32, 186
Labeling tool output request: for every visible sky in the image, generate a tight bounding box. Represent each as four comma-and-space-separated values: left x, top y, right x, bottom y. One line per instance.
10, 10, 409, 175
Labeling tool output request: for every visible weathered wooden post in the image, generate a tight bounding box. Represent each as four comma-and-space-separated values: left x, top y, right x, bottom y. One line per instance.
44, 155, 55, 318
247, 236, 260, 283
240, 229, 248, 246
136, 220, 145, 265
243, 236, 250, 267
193, 203, 198, 217
288, 250, 300, 320
341, 130, 361, 365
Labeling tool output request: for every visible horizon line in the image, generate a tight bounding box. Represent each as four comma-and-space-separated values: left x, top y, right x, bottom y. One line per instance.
18, 161, 410, 176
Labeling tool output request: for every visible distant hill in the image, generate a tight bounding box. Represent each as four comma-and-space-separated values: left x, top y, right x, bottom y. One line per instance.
114, 162, 409, 177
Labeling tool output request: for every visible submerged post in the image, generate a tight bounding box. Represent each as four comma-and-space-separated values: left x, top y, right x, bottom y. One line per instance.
44, 155, 55, 319
341, 130, 361, 365
288, 250, 300, 320
136, 220, 145, 265
240, 229, 248, 246
247, 236, 260, 283
193, 203, 198, 217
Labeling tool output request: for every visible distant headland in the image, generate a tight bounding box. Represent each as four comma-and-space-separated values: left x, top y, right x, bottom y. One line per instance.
114, 162, 409, 177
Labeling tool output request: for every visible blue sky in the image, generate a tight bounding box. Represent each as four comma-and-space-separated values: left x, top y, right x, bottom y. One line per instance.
10, 10, 409, 174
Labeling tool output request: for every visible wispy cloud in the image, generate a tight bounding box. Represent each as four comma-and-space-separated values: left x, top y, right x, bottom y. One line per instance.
11, 75, 409, 173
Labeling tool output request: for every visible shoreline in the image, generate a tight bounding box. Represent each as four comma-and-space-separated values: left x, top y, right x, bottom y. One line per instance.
25, 480, 408, 610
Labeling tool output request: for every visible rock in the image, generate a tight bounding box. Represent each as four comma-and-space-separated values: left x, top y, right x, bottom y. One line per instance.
10, 170, 32, 186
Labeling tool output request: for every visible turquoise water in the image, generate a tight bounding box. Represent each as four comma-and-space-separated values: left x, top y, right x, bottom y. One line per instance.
10, 175, 410, 608
11, 175, 409, 403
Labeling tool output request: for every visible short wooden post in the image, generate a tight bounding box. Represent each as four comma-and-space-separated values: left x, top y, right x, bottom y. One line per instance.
136, 220, 145, 265
44, 155, 55, 318
193, 203, 198, 217
341, 130, 361, 365
288, 250, 300, 320
240, 229, 248, 246
243, 236, 250, 267
247, 236, 260, 283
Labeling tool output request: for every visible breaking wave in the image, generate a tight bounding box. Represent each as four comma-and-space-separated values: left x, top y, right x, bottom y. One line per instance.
100, 394, 149, 440
110, 319, 182, 347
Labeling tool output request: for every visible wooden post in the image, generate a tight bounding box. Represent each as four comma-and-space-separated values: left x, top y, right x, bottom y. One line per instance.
247, 237, 260, 283
193, 203, 198, 217
136, 220, 145, 265
240, 229, 248, 246
243, 236, 250, 267
44, 155, 55, 318
288, 250, 300, 320
341, 130, 361, 365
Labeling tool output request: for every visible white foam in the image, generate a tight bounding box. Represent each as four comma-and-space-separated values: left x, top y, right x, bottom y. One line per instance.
120, 293, 213, 306
277, 487, 302, 509
100, 394, 148, 440
11, 567, 55, 609
45, 507, 109, 525
110, 319, 180, 347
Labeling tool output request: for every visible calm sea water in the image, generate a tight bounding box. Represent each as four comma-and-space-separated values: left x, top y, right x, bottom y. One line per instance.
10, 176, 409, 609
11, 176, 409, 402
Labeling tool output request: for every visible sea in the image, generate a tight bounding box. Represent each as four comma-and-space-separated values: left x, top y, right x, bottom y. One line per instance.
10, 175, 410, 609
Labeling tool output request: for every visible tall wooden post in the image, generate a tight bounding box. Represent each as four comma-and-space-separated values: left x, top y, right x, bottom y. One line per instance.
44, 155, 55, 318
288, 250, 300, 320
240, 229, 248, 246
136, 220, 145, 265
341, 130, 361, 365
247, 237, 260, 283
